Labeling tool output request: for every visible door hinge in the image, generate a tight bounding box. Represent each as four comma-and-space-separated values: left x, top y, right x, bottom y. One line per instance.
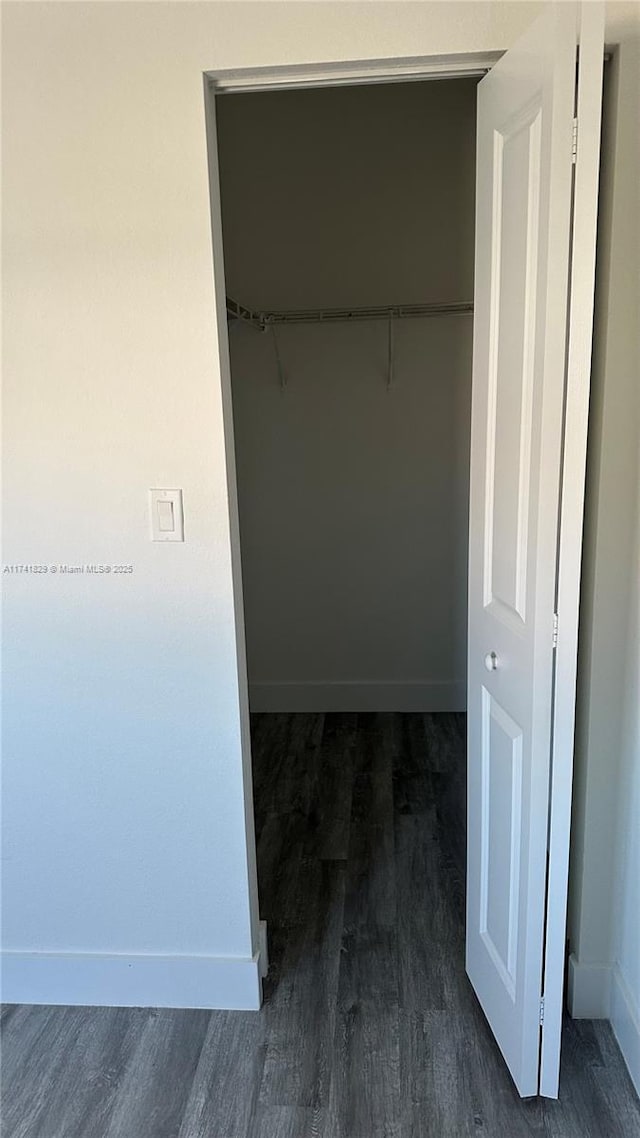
553, 613, 559, 649
539, 997, 545, 1026
572, 116, 578, 164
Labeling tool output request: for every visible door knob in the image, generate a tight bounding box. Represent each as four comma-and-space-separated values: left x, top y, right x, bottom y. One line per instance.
484, 651, 498, 672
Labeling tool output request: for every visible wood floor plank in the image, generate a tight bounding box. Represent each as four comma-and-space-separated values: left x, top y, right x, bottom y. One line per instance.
1, 1004, 61, 1092
395, 812, 468, 1013
346, 712, 397, 933
327, 998, 402, 1138
306, 712, 357, 861
0, 1005, 153, 1138
255, 810, 308, 930
0, 1003, 18, 1029
250, 713, 292, 819
392, 713, 435, 817
399, 1009, 482, 1138
177, 1011, 266, 1138
326, 713, 402, 1138
422, 712, 466, 774
250, 1105, 322, 1138
102, 1009, 211, 1138
259, 861, 345, 1110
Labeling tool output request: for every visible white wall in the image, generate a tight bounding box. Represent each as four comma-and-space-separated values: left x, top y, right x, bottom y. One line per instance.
568, 27, 640, 1094
216, 81, 476, 711
0, 0, 546, 1010
2, 0, 637, 1014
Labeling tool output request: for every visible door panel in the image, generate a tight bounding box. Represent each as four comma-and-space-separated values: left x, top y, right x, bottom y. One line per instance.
467, 2, 578, 1098
539, 0, 605, 1097
481, 690, 523, 998
486, 106, 541, 626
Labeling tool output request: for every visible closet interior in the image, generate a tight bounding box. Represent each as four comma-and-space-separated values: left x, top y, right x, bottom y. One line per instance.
216, 77, 478, 716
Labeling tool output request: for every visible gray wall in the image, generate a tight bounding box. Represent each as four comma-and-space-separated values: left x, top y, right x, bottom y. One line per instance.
568, 31, 640, 1095
217, 80, 477, 711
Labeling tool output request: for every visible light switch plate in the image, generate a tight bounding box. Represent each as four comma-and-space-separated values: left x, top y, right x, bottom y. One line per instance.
150, 489, 184, 542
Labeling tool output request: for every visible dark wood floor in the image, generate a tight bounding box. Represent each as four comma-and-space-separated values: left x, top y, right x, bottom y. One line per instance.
2, 713, 639, 1137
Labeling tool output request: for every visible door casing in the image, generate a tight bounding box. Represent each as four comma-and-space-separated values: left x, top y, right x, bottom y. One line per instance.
203, 49, 506, 976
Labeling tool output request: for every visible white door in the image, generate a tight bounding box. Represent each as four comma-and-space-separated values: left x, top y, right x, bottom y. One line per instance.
466, 2, 604, 1099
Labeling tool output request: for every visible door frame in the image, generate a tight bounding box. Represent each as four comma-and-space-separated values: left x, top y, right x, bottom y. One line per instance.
202, 48, 504, 977
203, 38, 598, 1092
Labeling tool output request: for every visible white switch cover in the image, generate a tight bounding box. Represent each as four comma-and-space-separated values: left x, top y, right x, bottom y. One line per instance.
150, 489, 184, 542
157, 500, 174, 532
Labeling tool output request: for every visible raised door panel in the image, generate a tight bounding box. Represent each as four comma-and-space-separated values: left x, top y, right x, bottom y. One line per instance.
484, 105, 541, 630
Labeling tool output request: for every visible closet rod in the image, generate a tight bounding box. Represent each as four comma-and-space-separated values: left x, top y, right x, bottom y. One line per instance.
226, 296, 473, 331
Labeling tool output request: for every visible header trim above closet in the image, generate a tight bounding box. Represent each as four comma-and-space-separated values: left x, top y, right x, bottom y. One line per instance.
206, 52, 503, 95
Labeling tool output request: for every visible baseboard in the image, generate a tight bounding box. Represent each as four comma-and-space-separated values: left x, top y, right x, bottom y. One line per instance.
1, 944, 267, 1011
610, 965, 640, 1096
249, 681, 466, 713
567, 955, 612, 1018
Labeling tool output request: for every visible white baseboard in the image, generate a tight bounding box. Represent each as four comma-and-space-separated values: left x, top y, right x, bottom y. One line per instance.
1, 943, 267, 1010
249, 681, 466, 713
610, 965, 640, 1096
567, 955, 612, 1018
